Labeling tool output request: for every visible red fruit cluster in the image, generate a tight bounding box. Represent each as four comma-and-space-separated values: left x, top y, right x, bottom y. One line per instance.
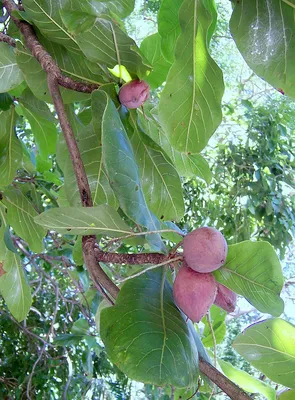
173, 227, 237, 322
118, 79, 150, 109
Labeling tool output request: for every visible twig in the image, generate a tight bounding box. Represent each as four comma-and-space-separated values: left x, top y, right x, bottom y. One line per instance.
199, 357, 251, 400
116, 256, 182, 284
3, 0, 99, 93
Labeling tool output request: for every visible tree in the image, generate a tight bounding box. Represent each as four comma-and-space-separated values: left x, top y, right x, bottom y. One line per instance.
0, 0, 294, 399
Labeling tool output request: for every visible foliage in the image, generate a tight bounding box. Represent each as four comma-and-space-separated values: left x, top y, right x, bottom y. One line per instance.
0, 0, 294, 399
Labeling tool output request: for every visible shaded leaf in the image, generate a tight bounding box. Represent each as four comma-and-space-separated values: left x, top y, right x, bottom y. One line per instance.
61, 0, 135, 19
201, 305, 226, 347
140, 110, 212, 183
158, 0, 182, 63
140, 33, 171, 89
233, 318, 295, 389
0, 108, 23, 187
2, 187, 46, 253
278, 390, 295, 400
159, 0, 224, 154
0, 93, 13, 111
0, 43, 24, 93
0, 248, 32, 322
230, 0, 295, 98
16, 43, 90, 104
34, 205, 132, 237
22, 0, 80, 53
214, 241, 284, 317
127, 113, 184, 222
100, 92, 165, 252
100, 269, 200, 387
62, 13, 151, 79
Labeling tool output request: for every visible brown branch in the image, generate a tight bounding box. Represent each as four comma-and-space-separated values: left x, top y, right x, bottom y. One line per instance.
94, 247, 182, 265
0, 32, 16, 47
199, 357, 252, 400
3, 0, 99, 93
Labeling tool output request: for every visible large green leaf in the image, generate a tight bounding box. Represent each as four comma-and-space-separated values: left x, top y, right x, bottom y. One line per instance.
100, 92, 165, 252
34, 205, 132, 237
0, 247, 32, 322
126, 113, 184, 222
233, 318, 295, 389
278, 391, 295, 400
214, 241, 284, 317
140, 33, 171, 89
218, 359, 276, 400
100, 269, 200, 387
62, 0, 135, 19
62, 13, 151, 79
201, 305, 226, 348
22, 0, 80, 53
158, 0, 224, 154
0, 108, 23, 187
18, 100, 57, 159
158, 0, 182, 63
16, 43, 90, 104
230, 0, 295, 99
62, 92, 117, 208
139, 110, 212, 183
2, 187, 46, 253
19, 88, 56, 122
0, 43, 24, 93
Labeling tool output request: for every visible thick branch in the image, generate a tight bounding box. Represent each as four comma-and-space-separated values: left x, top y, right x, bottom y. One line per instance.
199, 357, 251, 400
3, 0, 99, 93
94, 247, 182, 265
0, 32, 16, 47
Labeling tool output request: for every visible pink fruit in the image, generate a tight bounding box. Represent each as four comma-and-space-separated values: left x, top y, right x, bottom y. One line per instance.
173, 265, 218, 322
183, 227, 227, 273
214, 283, 237, 313
118, 79, 150, 109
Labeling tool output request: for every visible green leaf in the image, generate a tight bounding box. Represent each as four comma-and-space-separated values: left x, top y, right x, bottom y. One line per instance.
158, 0, 182, 63
0, 43, 24, 93
279, 390, 295, 400
54, 334, 85, 346
230, 0, 295, 98
22, 0, 80, 53
100, 269, 200, 387
62, 92, 117, 208
201, 305, 226, 348
139, 109, 212, 183
19, 87, 56, 122
71, 318, 89, 335
218, 359, 276, 400
0, 93, 13, 111
62, 13, 151, 79
233, 318, 295, 389
100, 92, 165, 252
16, 43, 90, 104
2, 187, 46, 253
0, 248, 32, 322
34, 205, 132, 237
18, 103, 57, 159
60, 0, 135, 19
72, 236, 83, 266
127, 113, 184, 222
0, 108, 23, 187
214, 241, 284, 317
158, 0, 224, 154
140, 33, 171, 89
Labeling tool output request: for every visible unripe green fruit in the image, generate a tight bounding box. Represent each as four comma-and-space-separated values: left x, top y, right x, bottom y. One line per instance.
118, 79, 150, 109
214, 283, 237, 313
183, 227, 227, 273
173, 264, 217, 322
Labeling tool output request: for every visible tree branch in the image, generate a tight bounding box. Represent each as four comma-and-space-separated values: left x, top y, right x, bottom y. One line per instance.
199, 357, 251, 400
94, 247, 182, 265
3, 0, 99, 93
0, 32, 16, 47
